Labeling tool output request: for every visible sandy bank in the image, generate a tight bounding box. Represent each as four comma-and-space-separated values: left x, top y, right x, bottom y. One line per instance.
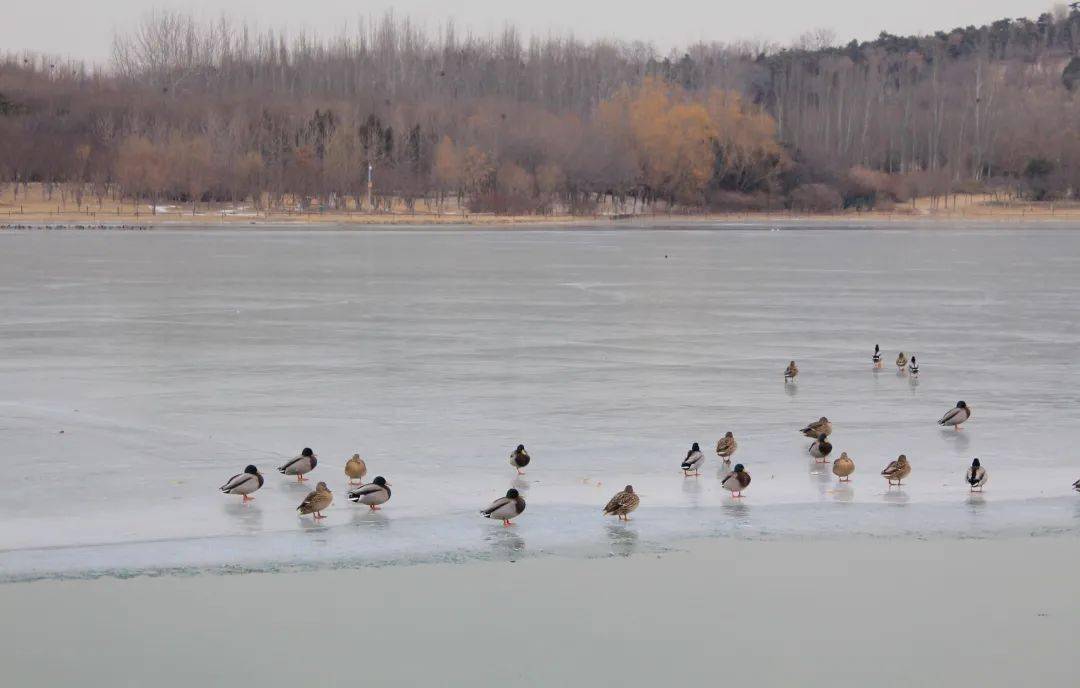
6, 183, 1080, 228
5, 196, 1080, 230
5, 214, 1080, 231
1, 535, 1075, 686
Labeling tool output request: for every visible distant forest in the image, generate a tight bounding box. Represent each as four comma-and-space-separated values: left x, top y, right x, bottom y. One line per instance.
1, 8, 1080, 214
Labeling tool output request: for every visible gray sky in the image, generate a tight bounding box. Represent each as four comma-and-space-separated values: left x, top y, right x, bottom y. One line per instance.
4, 0, 1061, 63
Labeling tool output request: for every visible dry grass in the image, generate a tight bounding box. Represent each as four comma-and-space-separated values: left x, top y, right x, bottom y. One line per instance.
0, 185, 588, 226
3, 184, 1080, 227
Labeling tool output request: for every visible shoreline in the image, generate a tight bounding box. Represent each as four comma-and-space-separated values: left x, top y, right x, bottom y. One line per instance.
4, 212, 1080, 231
4, 183, 1080, 230
4, 196, 1080, 231
1, 535, 1076, 686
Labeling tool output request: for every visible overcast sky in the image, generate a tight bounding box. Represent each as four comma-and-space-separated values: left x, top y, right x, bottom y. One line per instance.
3, 0, 1061, 63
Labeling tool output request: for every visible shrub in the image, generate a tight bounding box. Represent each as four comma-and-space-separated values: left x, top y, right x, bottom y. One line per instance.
789, 183, 843, 212
467, 190, 542, 215
708, 190, 773, 211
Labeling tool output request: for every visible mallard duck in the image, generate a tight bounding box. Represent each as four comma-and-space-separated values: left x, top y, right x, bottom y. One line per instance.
509, 444, 531, 475
908, 355, 919, 377
721, 463, 751, 497
603, 485, 640, 521
481, 488, 526, 526
347, 475, 391, 510
344, 454, 367, 486
278, 447, 317, 482
681, 442, 705, 476
1073, 479, 1080, 493
784, 360, 799, 382
715, 432, 737, 462
966, 458, 987, 491
800, 416, 832, 438
297, 481, 332, 519
881, 454, 911, 486
832, 452, 855, 481
896, 352, 908, 369
808, 434, 833, 463
220, 464, 264, 502
872, 344, 882, 368
938, 401, 971, 430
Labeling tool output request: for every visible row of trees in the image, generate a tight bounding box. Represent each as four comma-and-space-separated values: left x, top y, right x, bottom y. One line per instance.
1, 9, 1079, 214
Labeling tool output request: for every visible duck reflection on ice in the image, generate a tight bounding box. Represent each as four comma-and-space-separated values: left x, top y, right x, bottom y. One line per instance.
606, 522, 638, 558
830, 482, 855, 503
300, 515, 329, 532
487, 527, 525, 560
222, 500, 264, 531
681, 475, 702, 504
511, 476, 531, 493
941, 427, 971, 452
281, 480, 313, 495
966, 493, 987, 512
351, 509, 391, 529
808, 458, 831, 486
882, 489, 910, 505
722, 499, 751, 525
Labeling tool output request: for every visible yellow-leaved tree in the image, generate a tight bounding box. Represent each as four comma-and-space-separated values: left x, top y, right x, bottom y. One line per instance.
706, 90, 788, 193
598, 78, 715, 204
432, 136, 463, 210
596, 77, 787, 206
115, 135, 167, 210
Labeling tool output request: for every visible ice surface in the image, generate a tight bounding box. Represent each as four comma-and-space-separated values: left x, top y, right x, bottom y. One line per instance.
1, 225, 1078, 581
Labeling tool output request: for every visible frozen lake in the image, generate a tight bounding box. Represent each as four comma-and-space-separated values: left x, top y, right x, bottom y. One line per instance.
1, 225, 1079, 581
